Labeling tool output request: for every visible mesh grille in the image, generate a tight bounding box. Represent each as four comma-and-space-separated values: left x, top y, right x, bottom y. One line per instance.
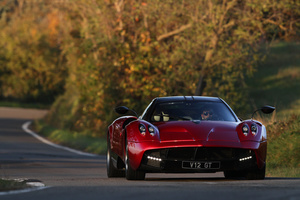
145, 147, 254, 161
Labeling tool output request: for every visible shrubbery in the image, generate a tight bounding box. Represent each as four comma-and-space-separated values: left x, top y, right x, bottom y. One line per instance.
1, 0, 299, 136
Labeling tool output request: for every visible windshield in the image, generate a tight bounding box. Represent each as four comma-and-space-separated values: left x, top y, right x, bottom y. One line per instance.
150, 101, 237, 122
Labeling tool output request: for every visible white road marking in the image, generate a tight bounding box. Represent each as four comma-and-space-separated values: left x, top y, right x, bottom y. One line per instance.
22, 121, 98, 157
26, 182, 45, 187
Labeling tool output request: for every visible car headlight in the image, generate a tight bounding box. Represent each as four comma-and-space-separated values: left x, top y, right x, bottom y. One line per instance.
251, 123, 257, 135
148, 125, 155, 136
242, 124, 249, 136
139, 124, 146, 136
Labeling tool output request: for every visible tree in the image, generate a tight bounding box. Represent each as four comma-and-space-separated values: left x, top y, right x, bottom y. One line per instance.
1, 0, 298, 136
42, 0, 300, 134
0, 0, 67, 103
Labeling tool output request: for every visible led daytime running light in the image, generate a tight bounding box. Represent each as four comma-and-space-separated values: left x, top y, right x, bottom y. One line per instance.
147, 156, 162, 162
239, 156, 252, 162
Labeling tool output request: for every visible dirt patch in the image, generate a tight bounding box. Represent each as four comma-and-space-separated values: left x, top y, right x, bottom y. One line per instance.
0, 107, 48, 120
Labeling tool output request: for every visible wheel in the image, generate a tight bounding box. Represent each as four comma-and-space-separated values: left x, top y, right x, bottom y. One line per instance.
107, 135, 125, 178
244, 165, 266, 180
125, 139, 145, 180
107, 146, 125, 177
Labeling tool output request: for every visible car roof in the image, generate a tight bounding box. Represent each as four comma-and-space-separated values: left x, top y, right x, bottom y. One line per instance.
154, 96, 222, 103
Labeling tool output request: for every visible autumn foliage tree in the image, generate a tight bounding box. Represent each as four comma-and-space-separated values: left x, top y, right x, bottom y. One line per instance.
0, 0, 67, 103
0, 0, 299, 136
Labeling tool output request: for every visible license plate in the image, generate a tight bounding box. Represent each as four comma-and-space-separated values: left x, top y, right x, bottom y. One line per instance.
182, 161, 220, 169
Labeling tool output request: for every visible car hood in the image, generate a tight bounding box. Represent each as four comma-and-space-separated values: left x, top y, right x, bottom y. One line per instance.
155, 121, 240, 142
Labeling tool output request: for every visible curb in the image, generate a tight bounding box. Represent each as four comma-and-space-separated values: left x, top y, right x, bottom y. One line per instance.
0, 179, 49, 196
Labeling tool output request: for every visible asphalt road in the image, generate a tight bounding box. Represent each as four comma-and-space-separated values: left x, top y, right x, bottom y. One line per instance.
0, 108, 300, 200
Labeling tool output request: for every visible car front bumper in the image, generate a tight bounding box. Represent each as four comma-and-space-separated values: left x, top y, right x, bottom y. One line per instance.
127, 140, 267, 172
139, 147, 258, 173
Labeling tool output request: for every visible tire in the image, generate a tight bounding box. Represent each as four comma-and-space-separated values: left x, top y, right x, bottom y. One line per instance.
223, 170, 245, 179
125, 139, 145, 180
107, 135, 125, 178
244, 165, 266, 180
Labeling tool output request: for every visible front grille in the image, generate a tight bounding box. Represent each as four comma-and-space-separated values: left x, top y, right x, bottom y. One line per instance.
167, 148, 196, 160
195, 147, 235, 160
141, 147, 257, 172
144, 147, 254, 161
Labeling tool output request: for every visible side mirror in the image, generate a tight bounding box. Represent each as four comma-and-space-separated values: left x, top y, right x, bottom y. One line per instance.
115, 106, 130, 115
260, 105, 276, 114
251, 105, 275, 119
115, 106, 138, 117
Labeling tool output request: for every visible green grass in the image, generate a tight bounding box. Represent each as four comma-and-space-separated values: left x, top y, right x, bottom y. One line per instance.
267, 167, 300, 177
33, 120, 107, 155
0, 179, 29, 191
265, 115, 300, 177
246, 41, 300, 178
247, 41, 300, 120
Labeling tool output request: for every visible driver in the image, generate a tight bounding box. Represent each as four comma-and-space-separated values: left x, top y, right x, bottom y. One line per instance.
201, 108, 213, 120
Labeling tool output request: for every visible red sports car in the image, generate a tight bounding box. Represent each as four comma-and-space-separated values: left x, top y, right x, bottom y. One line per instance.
107, 96, 275, 180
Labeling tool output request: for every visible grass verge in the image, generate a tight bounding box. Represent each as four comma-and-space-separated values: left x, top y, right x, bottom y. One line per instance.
0, 179, 29, 192
267, 167, 300, 178
33, 120, 107, 155
265, 115, 300, 177
247, 41, 300, 178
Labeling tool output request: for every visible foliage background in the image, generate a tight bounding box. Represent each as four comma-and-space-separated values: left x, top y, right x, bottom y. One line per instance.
0, 0, 299, 137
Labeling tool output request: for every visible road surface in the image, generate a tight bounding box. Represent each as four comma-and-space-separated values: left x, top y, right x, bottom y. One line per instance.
0, 107, 299, 200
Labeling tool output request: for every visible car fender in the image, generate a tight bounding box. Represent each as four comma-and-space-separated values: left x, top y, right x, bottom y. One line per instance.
125, 120, 160, 170
108, 116, 137, 158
